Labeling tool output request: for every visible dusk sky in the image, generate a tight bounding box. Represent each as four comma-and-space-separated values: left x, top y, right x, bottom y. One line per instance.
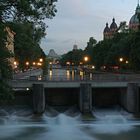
41, 0, 139, 55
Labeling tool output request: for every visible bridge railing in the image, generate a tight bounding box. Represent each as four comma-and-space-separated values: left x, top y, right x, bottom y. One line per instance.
12, 74, 140, 82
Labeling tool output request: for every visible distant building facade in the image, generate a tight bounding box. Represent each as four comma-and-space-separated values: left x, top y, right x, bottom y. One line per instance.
73, 44, 78, 51
5, 27, 16, 69
48, 49, 60, 63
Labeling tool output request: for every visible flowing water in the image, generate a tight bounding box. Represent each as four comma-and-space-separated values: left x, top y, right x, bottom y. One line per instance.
0, 106, 140, 140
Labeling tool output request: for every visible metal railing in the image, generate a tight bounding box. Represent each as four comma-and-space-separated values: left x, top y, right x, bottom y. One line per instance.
12, 74, 140, 82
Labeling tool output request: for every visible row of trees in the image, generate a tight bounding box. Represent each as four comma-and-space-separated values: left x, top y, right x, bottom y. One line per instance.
0, 0, 57, 101
60, 24, 140, 71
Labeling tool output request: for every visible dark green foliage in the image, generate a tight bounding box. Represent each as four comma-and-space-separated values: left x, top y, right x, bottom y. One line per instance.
60, 49, 84, 66
86, 30, 140, 71
8, 22, 46, 70
0, 23, 13, 101
0, 0, 57, 101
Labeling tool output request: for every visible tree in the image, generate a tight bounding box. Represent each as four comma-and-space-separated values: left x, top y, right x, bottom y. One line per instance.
0, 0, 57, 101
60, 49, 84, 66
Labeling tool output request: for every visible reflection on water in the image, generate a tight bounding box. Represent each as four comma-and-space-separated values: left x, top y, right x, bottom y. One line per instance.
66, 70, 70, 80
48, 69, 88, 81
80, 71, 84, 80
49, 70, 52, 80
0, 106, 140, 140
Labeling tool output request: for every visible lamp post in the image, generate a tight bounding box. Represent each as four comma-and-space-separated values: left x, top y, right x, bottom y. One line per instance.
83, 56, 89, 79
84, 56, 89, 63
119, 57, 124, 62
39, 58, 43, 63
25, 61, 29, 70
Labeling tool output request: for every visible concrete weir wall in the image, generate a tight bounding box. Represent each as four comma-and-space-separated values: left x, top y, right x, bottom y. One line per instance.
32, 84, 45, 114
10, 82, 140, 115
126, 83, 139, 113
79, 83, 92, 113
120, 83, 139, 113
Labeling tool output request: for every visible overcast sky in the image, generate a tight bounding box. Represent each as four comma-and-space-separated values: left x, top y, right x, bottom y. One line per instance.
41, 0, 138, 55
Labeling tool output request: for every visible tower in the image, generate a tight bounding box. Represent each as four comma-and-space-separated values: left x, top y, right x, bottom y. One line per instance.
103, 18, 118, 40
129, 1, 140, 31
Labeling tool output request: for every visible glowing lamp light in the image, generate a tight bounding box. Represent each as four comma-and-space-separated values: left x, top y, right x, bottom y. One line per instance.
92, 65, 95, 69
14, 61, 17, 66
33, 62, 36, 65
39, 58, 43, 62
84, 56, 89, 62
126, 61, 129, 64
119, 57, 124, 62
26, 62, 29, 65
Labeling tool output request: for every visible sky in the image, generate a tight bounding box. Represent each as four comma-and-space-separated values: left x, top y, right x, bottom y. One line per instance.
41, 0, 138, 55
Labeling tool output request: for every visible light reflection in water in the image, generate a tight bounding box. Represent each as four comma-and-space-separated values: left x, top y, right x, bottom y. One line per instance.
66, 70, 70, 80
49, 70, 52, 80
80, 71, 84, 80
72, 70, 75, 80
90, 73, 92, 80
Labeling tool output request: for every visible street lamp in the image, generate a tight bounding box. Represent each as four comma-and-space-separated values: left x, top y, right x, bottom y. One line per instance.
92, 65, 95, 69
14, 61, 18, 69
126, 60, 129, 64
26, 61, 29, 66
14, 61, 17, 66
39, 58, 43, 62
37, 62, 42, 66
84, 56, 89, 62
33, 62, 36, 66
119, 57, 124, 62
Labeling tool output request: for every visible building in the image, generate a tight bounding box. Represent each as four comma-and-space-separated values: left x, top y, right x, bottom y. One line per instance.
129, 3, 140, 30
5, 27, 16, 69
103, 18, 118, 39
48, 49, 60, 63
103, 2, 140, 39
73, 44, 78, 51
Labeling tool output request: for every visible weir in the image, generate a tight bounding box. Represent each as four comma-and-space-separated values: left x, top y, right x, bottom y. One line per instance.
12, 82, 140, 115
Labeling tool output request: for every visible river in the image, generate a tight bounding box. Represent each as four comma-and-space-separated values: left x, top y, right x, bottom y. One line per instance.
0, 106, 140, 140
1, 68, 140, 139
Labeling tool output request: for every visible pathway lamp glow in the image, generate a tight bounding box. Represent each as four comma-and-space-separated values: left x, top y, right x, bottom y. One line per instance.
26, 61, 29, 66
33, 62, 36, 66
119, 57, 124, 62
26, 88, 30, 91
126, 60, 129, 64
66, 61, 70, 65
84, 56, 89, 62
92, 65, 95, 69
14, 61, 17, 66
14, 61, 18, 69
39, 58, 43, 62
37, 62, 42, 66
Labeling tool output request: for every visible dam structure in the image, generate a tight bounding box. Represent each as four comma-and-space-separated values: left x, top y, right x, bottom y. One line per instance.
9, 73, 140, 115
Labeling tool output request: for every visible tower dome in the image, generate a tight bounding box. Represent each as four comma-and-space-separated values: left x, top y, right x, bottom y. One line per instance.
104, 23, 110, 33
129, 3, 140, 30
73, 44, 78, 50
110, 18, 118, 30
103, 23, 111, 39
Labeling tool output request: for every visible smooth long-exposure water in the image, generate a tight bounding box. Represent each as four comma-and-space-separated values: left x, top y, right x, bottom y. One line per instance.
0, 106, 140, 140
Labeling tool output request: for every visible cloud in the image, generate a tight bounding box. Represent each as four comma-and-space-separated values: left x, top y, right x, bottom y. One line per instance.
61, 39, 73, 44
42, 38, 58, 44
41, 0, 137, 54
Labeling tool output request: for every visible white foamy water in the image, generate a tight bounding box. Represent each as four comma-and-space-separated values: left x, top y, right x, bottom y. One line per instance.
0, 107, 140, 140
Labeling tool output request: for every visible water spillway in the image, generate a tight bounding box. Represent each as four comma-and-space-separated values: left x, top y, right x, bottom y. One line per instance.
0, 106, 140, 140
